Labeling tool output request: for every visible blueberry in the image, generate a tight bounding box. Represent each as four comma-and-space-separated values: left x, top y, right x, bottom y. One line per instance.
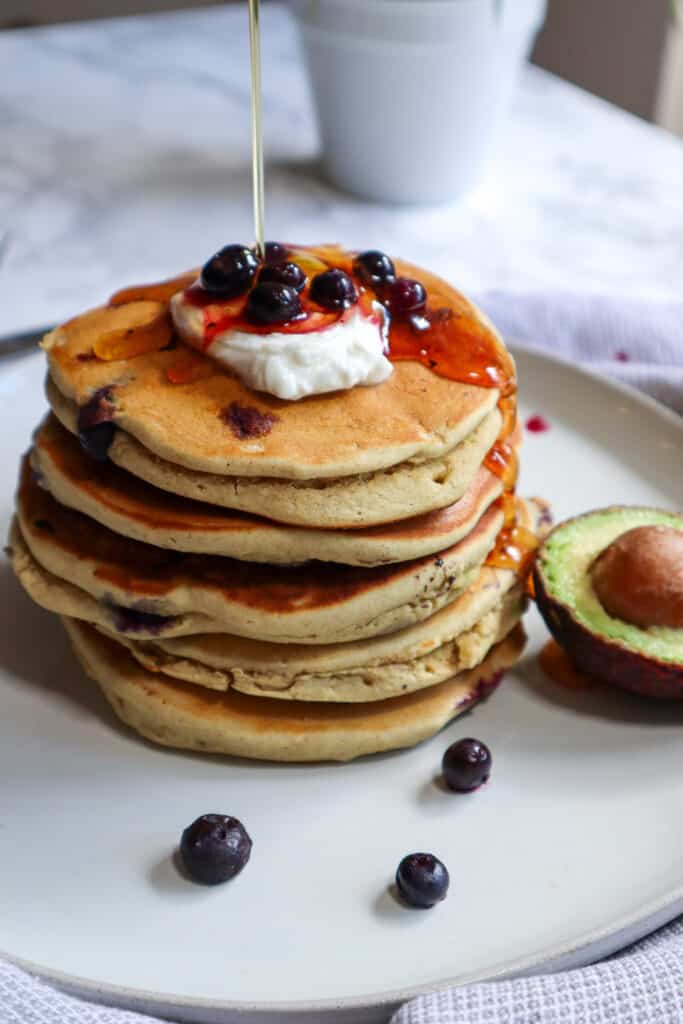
353, 250, 396, 288
180, 814, 252, 885
200, 244, 259, 297
78, 422, 115, 461
110, 605, 176, 636
384, 277, 427, 317
258, 261, 306, 293
77, 387, 116, 461
442, 737, 492, 793
263, 241, 289, 265
396, 853, 449, 909
246, 282, 302, 324
309, 269, 358, 311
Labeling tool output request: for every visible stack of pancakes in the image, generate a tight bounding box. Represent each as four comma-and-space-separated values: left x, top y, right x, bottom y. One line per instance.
9, 268, 548, 762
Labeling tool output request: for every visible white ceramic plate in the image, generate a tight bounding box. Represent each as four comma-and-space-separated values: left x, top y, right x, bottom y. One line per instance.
1, 346, 682, 1024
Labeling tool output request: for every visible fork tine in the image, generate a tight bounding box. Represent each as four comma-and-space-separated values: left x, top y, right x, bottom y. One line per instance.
0, 326, 52, 357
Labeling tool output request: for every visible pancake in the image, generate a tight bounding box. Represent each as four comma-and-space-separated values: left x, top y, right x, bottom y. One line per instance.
64, 617, 527, 762
120, 586, 525, 702
43, 258, 512, 481
8, 521, 216, 639
47, 379, 504, 528
16, 458, 503, 643
32, 414, 517, 565
10, 492, 540, 693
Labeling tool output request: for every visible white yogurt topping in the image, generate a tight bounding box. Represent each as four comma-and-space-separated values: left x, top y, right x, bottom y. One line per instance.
170, 290, 393, 401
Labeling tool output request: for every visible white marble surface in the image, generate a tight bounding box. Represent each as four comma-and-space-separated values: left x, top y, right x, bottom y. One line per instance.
1, 3, 683, 334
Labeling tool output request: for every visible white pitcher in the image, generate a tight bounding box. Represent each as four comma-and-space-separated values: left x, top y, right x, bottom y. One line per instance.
289, 0, 547, 203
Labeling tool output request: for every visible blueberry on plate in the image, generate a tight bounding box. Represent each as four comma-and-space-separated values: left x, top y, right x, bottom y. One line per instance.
442, 737, 492, 793
246, 281, 303, 324
179, 814, 252, 885
353, 250, 396, 288
396, 853, 449, 908
200, 244, 259, 297
309, 269, 358, 311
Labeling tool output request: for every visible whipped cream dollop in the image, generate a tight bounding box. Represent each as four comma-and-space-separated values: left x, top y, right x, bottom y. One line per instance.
170, 291, 393, 401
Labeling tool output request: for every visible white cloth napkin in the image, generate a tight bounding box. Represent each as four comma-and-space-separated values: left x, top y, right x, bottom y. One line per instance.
480, 289, 683, 414
1, 291, 681, 1024
391, 919, 683, 1024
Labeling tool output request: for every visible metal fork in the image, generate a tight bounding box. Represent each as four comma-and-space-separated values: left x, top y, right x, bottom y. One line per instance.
0, 325, 52, 358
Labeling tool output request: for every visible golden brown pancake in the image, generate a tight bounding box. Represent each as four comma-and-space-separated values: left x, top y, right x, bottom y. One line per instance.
64, 617, 526, 762
32, 414, 517, 565
43, 259, 510, 481
120, 587, 525, 702
10, 493, 542, 669
9, 523, 527, 698
47, 379, 504, 528
16, 458, 503, 643
8, 521, 216, 638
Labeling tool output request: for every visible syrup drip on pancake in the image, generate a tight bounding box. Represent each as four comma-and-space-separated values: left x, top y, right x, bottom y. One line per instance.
483, 439, 518, 491
485, 494, 540, 580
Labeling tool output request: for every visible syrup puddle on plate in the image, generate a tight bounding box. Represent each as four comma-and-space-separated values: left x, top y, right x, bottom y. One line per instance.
539, 639, 597, 691
525, 414, 551, 433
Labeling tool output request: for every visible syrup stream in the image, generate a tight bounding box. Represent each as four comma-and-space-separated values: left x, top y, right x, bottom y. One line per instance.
248, 0, 265, 260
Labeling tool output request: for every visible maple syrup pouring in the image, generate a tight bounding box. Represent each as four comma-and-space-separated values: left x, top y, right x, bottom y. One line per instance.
248, 0, 266, 260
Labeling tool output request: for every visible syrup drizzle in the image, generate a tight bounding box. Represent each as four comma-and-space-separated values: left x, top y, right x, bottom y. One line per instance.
248, 0, 265, 259
386, 261, 516, 401
486, 523, 539, 577
484, 440, 518, 490
485, 494, 539, 578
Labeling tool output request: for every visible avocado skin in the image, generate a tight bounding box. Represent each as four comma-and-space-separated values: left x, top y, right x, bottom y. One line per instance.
534, 563, 683, 699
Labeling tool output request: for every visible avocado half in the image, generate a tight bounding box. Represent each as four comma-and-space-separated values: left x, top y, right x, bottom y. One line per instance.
534, 506, 683, 698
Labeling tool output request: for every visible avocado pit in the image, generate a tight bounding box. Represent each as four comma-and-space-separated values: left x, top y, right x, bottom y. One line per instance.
591, 526, 683, 630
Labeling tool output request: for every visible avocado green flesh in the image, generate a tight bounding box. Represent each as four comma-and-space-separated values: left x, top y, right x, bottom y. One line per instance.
539, 507, 683, 664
